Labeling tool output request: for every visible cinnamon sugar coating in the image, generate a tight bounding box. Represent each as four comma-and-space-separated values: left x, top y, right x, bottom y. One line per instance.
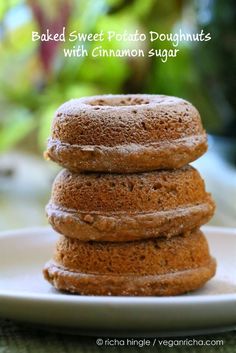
46, 94, 207, 173
43, 230, 216, 296
46, 165, 215, 241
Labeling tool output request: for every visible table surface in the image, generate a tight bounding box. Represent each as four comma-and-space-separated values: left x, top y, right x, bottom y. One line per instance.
0, 319, 235, 353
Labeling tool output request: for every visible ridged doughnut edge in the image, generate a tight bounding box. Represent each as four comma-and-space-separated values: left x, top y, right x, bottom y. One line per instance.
46, 199, 215, 241
46, 135, 207, 173
43, 258, 216, 296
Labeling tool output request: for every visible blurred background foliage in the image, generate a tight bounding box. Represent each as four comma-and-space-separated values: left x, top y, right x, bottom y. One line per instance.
0, 0, 235, 154
0, 0, 235, 230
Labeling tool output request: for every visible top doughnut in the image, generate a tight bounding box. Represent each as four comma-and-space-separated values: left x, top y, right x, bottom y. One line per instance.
45, 94, 207, 173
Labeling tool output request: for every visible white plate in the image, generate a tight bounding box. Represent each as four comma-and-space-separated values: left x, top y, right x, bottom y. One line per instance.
0, 226, 235, 336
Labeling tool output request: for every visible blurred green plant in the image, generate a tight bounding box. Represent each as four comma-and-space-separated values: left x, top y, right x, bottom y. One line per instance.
0, 0, 234, 155
194, 0, 236, 136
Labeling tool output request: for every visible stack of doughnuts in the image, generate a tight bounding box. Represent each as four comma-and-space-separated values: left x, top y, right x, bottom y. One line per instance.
43, 94, 216, 296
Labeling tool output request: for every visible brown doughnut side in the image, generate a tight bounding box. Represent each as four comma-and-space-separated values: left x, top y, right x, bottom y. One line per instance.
46, 166, 215, 241
46, 135, 207, 173
44, 260, 216, 296
45, 94, 207, 172
53, 229, 212, 275
44, 229, 216, 295
44, 259, 216, 296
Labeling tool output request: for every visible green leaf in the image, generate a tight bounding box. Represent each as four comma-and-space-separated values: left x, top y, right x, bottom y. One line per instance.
0, 109, 36, 152
38, 105, 57, 152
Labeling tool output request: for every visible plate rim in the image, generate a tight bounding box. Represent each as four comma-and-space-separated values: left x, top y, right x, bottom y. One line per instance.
0, 290, 236, 304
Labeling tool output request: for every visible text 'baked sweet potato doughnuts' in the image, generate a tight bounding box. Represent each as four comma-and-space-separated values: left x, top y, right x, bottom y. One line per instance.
45, 94, 207, 173
46, 165, 215, 242
43, 229, 216, 296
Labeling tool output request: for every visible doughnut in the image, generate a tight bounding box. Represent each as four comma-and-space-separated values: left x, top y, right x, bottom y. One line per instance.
45, 94, 207, 173
46, 165, 215, 242
43, 229, 216, 296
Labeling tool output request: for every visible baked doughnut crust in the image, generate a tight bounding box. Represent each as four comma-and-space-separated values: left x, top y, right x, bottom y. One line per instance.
43, 230, 216, 296
45, 94, 207, 173
46, 166, 215, 241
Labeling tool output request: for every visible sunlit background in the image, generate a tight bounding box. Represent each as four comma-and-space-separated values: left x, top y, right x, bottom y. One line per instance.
0, 0, 235, 230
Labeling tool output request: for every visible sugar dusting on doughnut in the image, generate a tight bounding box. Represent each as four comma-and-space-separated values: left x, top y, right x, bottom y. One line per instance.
46, 94, 207, 173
